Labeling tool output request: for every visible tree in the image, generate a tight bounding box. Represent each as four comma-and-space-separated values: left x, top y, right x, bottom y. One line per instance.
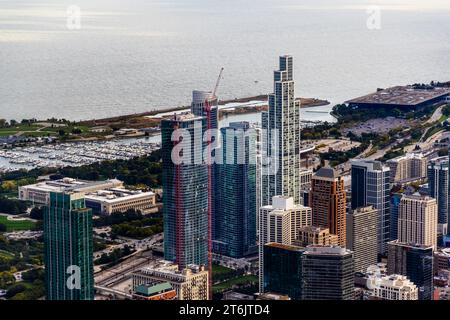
0, 224, 6, 232
30, 207, 44, 220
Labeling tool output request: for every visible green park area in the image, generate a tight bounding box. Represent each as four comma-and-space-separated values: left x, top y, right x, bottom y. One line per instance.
0, 122, 90, 138
0, 216, 36, 232
212, 264, 258, 295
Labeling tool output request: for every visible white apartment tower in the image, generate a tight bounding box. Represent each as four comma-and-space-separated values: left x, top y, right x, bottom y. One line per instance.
258, 196, 311, 293
398, 194, 438, 250
261, 56, 301, 205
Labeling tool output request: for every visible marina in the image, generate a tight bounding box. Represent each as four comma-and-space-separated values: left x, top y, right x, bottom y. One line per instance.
0, 138, 160, 174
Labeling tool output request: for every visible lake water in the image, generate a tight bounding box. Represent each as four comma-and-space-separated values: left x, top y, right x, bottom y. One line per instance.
1, 0, 450, 121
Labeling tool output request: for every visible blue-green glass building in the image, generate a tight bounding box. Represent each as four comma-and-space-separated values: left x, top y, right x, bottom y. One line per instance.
44, 191, 94, 300
161, 113, 209, 267
214, 122, 257, 258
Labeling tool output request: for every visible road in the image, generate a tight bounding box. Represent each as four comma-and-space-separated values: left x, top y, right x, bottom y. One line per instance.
425, 105, 445, 124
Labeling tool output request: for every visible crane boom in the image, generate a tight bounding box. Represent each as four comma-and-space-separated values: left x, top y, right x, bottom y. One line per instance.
212, 67, 224, 98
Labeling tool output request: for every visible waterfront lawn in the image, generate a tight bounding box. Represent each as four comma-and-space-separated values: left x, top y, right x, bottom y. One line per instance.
0, 216, 36, 232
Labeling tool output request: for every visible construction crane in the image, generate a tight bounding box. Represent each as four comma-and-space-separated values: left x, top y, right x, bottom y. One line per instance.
205, 67, 223, 300
212, 67, 224, 98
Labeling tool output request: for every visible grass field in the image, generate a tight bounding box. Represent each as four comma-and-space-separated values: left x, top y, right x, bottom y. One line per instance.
0, 216, 36, 232
212, 264, 234, 276
213, 275, 258, 294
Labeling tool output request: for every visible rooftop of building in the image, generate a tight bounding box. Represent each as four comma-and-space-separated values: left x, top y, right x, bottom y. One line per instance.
20, 177, 123, 193
435, 248, 450, 256
297, 225, 331, 234
313, 167, 340, 180
350, 206, 377, 215
257, 292, 290, 300
428, 156, 449, 167
368, 274, 418, 290
137, 260, 207, 278
346, 85, 450, 107
401, 193, 436, 202
388, 240, 434, 250
351, 159, 390, 172
386, 152, 426, 162
265, 242, 305, 252
84, 188, 155, 204
135, 282, 173, 296
304, 245, 352, 256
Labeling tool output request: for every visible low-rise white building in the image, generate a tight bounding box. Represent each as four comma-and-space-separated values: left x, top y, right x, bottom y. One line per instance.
367, 274, 418, 300
19, 177, 123, 205
84, 188, 156, 215
132, 261, 209, 300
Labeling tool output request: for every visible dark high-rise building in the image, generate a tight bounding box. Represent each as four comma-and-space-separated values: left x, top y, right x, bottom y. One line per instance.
44, 191, 94, 300
214, 122, 257, 258
309, 167, 347, 247
387, 240, 434, 300
428, 156, 448, 229
351, 160, 391, 255
301, 246, 354, 300
346, 206, 378, 273
161, 112, 209, 267
263, 243, 304, 300
390, 193, 402, 241
262, 55, 301, 206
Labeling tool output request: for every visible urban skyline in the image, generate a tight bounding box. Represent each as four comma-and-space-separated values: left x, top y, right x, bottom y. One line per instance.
1, 2, 450, 309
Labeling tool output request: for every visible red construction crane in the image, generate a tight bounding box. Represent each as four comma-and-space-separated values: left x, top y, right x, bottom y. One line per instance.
205, 67, 223, 300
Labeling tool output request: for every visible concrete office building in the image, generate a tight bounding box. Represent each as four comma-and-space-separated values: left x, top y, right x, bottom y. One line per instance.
427, 156, 448, 227
84, 188, 156, 215
258, 196, 311, 293
301, 245, 354, 300
367, 274, 418, 300
351, 160, 391, 254
309, 167, 347, 247
387, 240, 434, 300
346, 206, 378, 273
132, 261, 209, 300
161, 113, 209, 267
262, 56, 301, 205
398, 194, 438, 250
434, 248, 450, 274
19, 177, 123, 205
386, 153, 427, 184
295, 226, 338, 247
44, 191, 94, 300
263, 242, 304, 300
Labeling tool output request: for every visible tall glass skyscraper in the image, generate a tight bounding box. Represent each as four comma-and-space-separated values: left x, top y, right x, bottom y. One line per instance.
214, 122, 257, 258
262, 55, 301, 205
428, 156, 448, 227
161, 113, 209, 267
44, 191, 94, 300
351, 159, 391, 255
191, 90, 221, 241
